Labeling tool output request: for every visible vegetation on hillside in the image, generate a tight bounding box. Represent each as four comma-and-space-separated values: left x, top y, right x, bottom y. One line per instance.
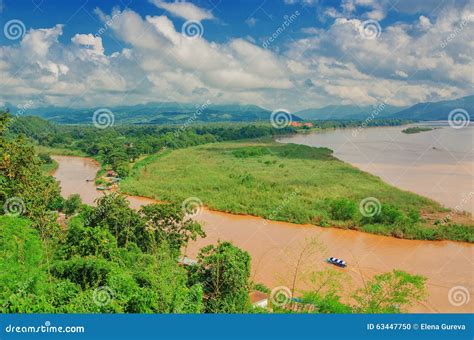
1, 112, 430, 313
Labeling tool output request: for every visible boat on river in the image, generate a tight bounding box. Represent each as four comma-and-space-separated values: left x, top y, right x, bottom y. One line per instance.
326, 257, 347, 268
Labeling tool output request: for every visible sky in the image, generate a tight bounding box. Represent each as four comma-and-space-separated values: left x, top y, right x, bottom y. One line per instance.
0, 0, 473, 111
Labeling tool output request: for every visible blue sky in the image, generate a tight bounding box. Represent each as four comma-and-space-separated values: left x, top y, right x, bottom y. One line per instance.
0, 1, 439, 51
0, 0, 472, 111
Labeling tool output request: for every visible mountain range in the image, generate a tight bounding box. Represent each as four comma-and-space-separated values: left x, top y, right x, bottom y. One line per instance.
4, 95, 472, 125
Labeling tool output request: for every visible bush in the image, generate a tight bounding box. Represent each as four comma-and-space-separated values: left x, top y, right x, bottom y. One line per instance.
361, 204, 404, 225
407, 209, 421, 223
436, 224, 474, 242
302, 292, 352, 314
329, 198, 357, 221
38, 153, 53, 164
63, 194, 82, 216
232, 147, 270, 158
51, 256, 113, 289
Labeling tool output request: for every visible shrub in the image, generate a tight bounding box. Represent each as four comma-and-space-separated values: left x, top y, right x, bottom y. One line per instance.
328, 198, 357, 221
436, 224, 474, 243
232, 147, 269, 158
361, 204, 404, 225
38, 153, 53, 164
63, 194, 82, 216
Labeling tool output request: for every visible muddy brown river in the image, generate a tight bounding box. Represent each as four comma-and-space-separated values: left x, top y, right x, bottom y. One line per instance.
52, 155, 473, 313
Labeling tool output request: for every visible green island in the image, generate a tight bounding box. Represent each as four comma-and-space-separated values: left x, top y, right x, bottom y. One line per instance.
401, 126, 434, 134
1, 112, 471, 314
121, 140, 472, 242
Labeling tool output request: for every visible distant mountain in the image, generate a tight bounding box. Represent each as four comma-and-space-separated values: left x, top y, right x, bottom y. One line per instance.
4, 95, 472, 124
295, 104, 404, 120
5, 102, 301, 125
389, 95, 473, 121
294, 95, 473, 121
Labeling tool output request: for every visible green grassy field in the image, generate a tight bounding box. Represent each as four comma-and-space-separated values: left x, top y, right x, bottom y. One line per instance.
119, 140, 474, 241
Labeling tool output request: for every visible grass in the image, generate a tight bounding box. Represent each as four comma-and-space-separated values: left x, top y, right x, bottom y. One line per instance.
120, 140, 472, 241
41, 160, 58, 175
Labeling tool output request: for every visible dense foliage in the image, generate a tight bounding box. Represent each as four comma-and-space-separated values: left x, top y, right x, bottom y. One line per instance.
10, 115, 409, 177
1, 112, 431, 313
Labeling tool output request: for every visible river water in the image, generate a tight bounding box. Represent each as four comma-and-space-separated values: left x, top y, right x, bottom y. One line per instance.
278, 124, 474, 214
52, 155, 473, 313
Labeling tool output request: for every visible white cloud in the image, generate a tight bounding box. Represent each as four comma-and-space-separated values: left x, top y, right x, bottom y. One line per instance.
151, 0, 214, 21
0, 1, 472, 111
417, 15, 432, 29
395, 70, 408, 78
71, 34, 105, 55
285, 1, 473, 106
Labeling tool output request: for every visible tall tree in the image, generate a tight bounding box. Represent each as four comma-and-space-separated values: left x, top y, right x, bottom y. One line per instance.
139, 203, 205, 255
195, 241, 251, 313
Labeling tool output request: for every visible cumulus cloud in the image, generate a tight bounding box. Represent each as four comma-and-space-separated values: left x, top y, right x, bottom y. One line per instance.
0, 1, 472, 111
71, 34, 105, 55
151, 0, 214, 21
285, 1, 474, 107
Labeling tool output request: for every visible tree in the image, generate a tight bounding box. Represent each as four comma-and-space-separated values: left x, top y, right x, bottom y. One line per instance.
195, 241, 251, 313
63, 194, 82, 217
299, 268, 352, 314
57, 218, 117, 259
139, 203, 205, 255
281, 237, 325, 296
0, 112, 62, 236
0, 216, 54, 313
83, 194, 144, 249
352, 270, 427, 313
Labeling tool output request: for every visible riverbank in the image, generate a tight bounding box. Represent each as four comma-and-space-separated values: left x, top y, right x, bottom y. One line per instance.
51, 155, 474, 313
120, 140, 473, 242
